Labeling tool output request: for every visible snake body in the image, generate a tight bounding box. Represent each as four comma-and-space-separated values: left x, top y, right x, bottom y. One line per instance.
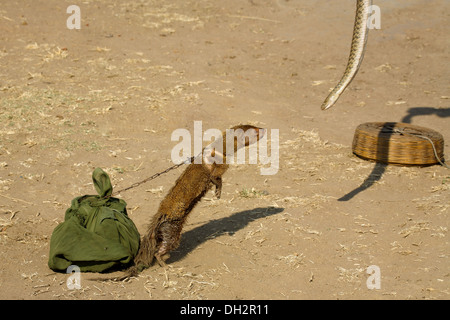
321, 0, 373, 110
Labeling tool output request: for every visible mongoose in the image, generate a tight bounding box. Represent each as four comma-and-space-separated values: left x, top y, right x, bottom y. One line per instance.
127, 124, 265, 276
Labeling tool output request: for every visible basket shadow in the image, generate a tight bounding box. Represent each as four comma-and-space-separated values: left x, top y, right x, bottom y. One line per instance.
167, 206, 284, 264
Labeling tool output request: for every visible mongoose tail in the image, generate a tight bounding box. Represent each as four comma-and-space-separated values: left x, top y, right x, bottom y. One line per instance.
131, 124, 265, 274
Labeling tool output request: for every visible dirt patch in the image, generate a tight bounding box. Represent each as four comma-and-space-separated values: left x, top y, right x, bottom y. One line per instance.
0, 0, 448, 299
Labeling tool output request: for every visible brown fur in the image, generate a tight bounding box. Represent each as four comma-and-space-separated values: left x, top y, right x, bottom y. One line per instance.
126, 125, 264, 277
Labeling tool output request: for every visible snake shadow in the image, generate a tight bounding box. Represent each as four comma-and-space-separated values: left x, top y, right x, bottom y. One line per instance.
338, 107, 450, 201
401, 107, 450, 124
167, 206, 284, 263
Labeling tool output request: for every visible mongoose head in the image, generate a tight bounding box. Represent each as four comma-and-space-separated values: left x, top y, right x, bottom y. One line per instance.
227, 124, 266, 152
202, 124, 266, 165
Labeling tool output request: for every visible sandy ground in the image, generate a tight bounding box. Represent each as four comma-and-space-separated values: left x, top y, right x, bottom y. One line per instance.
0, 0, 449, 300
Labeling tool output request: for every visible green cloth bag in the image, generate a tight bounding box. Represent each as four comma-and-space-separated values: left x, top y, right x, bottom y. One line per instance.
48, 168, 140, 273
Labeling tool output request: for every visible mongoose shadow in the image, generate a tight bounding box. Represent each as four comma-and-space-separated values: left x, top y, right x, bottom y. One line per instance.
90, 206, 285, 280
167, 206, 284, 264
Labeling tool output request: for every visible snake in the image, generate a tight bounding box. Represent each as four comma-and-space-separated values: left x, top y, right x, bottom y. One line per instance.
321, 0, 373, 110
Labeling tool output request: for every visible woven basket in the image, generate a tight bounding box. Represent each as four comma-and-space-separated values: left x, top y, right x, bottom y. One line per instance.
352, 122, 445, 165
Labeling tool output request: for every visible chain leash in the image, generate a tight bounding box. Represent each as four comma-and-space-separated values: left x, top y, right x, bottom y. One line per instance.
107, 155, 197, 198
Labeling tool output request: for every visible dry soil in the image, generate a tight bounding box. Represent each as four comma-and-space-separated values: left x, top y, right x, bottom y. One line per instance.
0, 0, 449, 299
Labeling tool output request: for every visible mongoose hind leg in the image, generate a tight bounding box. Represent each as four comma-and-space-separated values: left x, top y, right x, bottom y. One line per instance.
211, 176, 222, 199
155, 219, 184, 267
155, 250, 169, 268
